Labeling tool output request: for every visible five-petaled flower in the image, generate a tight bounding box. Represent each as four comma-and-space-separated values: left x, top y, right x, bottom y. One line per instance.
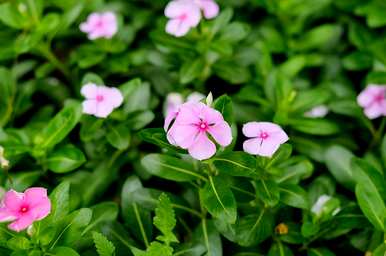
165, 102, 232, 160
357, 84, 386, 119
164, 0, 219, 37
81, 83, 123, 118
0, 188, 51, 232
80, 12, 118, 40
242, 122, 288, 157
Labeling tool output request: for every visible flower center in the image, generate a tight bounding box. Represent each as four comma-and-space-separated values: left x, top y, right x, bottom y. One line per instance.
179, 13, 188, 21
197, 121, 209, 131
374, 92, 385, 102
95, 20, 104, 28
259, 132, 269, 140
96, 95, 104, 102
20, 206, 28, 213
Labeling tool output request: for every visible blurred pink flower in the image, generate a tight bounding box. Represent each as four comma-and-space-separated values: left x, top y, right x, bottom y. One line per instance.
166, 102, 232, 160
0, 188, 51, 232
81, 83, 123, 118
164, 91, 205, 119
242, 122, 288, 157
304, 105, 329, 118
164, 0, 201, 37
80, 12, 118, 40
195, 0, 219, 19
357, 84, 386, 119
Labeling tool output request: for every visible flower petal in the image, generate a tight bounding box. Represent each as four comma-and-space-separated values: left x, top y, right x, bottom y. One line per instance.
364, 103, 385, 119
8, 215, 34, 232
170, 124, 199, 148
188, 133, 216, 160
166, 18, 192, 37
81, 83, 98, 99
82, 100, 97, 116
24, 188, 48, 208
197, 0, 219, 19
0, 208, 17, 222
3, 190, 24, 213
243, 137, 281, 157
208, 121, 232, 147
106, 87, 124, 108
95, 101, 115, 118
201, 104, 223, 124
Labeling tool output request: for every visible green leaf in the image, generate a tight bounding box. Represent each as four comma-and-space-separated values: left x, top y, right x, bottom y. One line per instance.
290, 118, 340, 135
0, 1, 30, 29
106, 123, 131, 150
213, 95, 234, 124
381, 134, 386, 166
48, 181, 70, 222
92, 232, 116, 256
81, 72, 104, 85
325, 145, 356, 190
153, 194, 178, 245
33, 101, 82, 153
219, 22, 250, 43
139, 128, 185, 153
83, 202, 118, 235
352, 158, 386, 231
120, 79, 151, 113
200, 176, 237, 224
279, 184, 309, 209
308, 247, 335, 256
212, 151, 256, 177
7, 236, 30, 250
45, 144, 86, 173
180, 58, 205, 84
0, 67, 15, 127
355, 0, 386, 28
235, 209, 274, 247
51, 247, 80, 256
268, 243, 293, 256
210, 8, 233, 36
291, 24, 342, 50
255, 179, 280, 207
146, 242, 173, 256
141, 154, 205, 182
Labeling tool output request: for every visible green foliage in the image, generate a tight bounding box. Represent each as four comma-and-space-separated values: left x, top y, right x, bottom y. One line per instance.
92, 232, 116, 256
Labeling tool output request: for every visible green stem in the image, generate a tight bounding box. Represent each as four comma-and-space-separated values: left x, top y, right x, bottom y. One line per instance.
36, 43, 71, 80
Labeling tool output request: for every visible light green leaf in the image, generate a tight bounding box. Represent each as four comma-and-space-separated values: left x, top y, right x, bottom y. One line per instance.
153, 193, 178, 245
92, 232, 116, 256
45, 144, 86, 173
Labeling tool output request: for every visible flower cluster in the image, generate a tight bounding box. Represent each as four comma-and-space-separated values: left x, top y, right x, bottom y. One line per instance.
0, 188, 51, 232
164, 97, 289, 160
164, 0, 219, 37
357, 84, 386, 119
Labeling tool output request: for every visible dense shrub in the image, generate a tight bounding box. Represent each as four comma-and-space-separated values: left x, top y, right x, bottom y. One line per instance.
0, 0, 385, 255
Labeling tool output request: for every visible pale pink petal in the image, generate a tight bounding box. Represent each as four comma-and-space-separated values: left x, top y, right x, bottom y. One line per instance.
243, 138, 281, 157
270, 129, 289, 145
24, 188, 47, 208
304, 105, 329, 118
174, 102, 201, 125
357, 85, 385, 107
364, 103, 384, 119
166, 18, 192, 37
188, 133, 216, 160
0, 208, 17, 222
242, 122, 284, 138
82, 100, 97, 115
170, 124, 199, 148
164, 111, 178, 131
81, 83, 98, 99
185, 5, 201, 27
186, 92, 205, 102
164, 93, 184, 117
201, 105, 223, 124
94, 101, 115, 118
106, 87, 123, 108
8, 215, 34, 232
29, 200, 51, 221
3, 190, 24, 213
197, 0, 219, 19
208, 121, 232, 147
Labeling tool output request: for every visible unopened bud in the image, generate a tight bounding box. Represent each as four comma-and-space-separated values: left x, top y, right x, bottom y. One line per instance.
275, 223, 289, 235
206, 92, 213, 107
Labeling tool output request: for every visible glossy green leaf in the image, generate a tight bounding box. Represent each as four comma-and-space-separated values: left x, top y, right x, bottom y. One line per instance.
255, 179, 280, 207
279, 184, 309, 209
212, 151, 256, 177
45, 144, 86, 173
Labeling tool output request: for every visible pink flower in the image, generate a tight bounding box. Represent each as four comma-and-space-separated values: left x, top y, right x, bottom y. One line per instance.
195, 0, 219, 19
0, 188, 51, 232
81, 83, 123, 118
242, 122, 289, 157
164, 92, 205, 118
164, 0, 201, 37
304, 105, 329, 118
166, 102, 232, 160
357, 84, 386, 119
80, 12, 118, 40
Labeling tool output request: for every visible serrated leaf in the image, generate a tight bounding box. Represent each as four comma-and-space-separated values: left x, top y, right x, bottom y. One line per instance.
153, 193, 178, 245
92, 232, 116, 256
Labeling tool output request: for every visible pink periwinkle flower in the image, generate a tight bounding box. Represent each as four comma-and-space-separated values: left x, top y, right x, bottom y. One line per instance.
80, 12, 118, 40
81, 83, 123, 118
164, 0, 201, 37
0, 188, 51, 232
357, 84, 386, 119
164, 92, 205, 118
242, 122, 289, 157
165, 102, 232, 160
304, 105, 329, 118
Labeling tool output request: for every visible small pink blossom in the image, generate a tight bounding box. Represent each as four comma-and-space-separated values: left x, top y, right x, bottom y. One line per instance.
165, 102, 232, 160
81, 83, 123, 118
242, 122, 289, 157
357, 84, 386, 119
0, 188, 51, 232
304, 105, 329, 118
80, 12, 118, 40
164, 0, 201, 37
195, 0, 219, 19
